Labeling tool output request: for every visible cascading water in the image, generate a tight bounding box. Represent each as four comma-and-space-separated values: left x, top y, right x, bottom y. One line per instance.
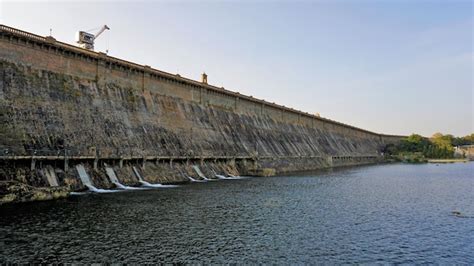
187, 176, 199, 182
132, 166, 144, 182
132, 166, 178, 188
215, 174, 246, 180
192, 165, 213, 181
75, 164, 119, 193
76, 164, 93, 188
105, 167, 146, 190
44, 167, 59, 187
187, 175, 208, 182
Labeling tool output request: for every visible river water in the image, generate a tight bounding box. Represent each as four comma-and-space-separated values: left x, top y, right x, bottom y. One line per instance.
1, 162, 473, 263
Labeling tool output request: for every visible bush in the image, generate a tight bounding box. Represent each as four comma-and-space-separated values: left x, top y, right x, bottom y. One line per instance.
386, 133, 458, 159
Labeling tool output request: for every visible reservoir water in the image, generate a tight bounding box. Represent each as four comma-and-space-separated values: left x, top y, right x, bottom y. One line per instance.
1, 163, 473, 263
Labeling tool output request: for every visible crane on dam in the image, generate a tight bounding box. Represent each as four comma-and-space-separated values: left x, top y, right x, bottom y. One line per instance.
75, 25, 110, 51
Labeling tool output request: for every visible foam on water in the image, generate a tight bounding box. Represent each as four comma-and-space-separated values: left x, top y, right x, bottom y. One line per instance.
85, 184, 122, 193
187, 176, 206, 182
224, 175, 249, 180
132, 166, 177, 188
115, 182, 149, 190
215, 174, 228, 179
139, 180, 178, 188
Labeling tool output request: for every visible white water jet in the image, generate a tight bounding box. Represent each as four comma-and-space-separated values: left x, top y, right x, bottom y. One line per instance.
76, 164, 94, 188
106, 167, 147, 190
192, 165, 215, 181
132, 166, 178, 188
76, 165, 121, 193
132, 166, 145, 182
44, 167, 59, 187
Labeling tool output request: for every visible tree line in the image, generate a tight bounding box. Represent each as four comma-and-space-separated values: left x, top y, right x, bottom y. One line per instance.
385, 133, 474, 159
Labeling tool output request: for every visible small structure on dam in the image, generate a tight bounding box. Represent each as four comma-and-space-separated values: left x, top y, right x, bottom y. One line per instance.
0, 24, 403, 203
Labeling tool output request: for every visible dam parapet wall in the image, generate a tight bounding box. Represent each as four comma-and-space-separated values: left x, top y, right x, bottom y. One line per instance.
0, 24, 404, 202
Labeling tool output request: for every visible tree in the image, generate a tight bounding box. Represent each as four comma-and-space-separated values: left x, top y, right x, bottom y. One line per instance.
462, 133, 474, 145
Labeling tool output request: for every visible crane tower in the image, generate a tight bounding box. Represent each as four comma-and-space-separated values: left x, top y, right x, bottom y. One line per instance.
76, 25, 110, 50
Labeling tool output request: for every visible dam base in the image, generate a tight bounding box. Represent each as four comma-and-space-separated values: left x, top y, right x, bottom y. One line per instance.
0, 154, 384, 204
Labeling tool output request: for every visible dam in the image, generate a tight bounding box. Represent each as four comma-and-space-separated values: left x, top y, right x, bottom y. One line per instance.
0, 24, 403, 203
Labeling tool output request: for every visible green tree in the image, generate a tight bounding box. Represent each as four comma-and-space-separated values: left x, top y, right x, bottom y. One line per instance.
388, 132, 458, 159
430, 133, 454, 157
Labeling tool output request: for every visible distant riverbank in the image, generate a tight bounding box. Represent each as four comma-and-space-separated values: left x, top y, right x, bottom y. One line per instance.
384, 133, 474, 164
392, 154, 470, 164
427, 159, 469, 163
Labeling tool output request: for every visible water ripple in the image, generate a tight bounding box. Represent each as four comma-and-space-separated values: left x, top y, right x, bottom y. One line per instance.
1, 163, 473, 263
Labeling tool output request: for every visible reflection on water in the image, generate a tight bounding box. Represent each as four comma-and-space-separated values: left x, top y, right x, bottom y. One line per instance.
1, 163, 473, 263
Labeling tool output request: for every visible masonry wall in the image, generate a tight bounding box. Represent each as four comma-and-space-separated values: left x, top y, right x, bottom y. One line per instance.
0, 26, 403, 196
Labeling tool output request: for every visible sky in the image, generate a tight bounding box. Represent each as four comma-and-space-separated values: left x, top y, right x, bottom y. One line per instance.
0, 0, 472, 137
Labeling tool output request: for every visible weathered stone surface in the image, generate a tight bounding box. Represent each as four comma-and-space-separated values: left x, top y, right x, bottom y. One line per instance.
0, 61, 390, 160
0, 25, 404, 203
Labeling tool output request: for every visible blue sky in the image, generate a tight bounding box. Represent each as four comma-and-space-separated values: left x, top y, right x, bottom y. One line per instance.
1, 0, 472, 136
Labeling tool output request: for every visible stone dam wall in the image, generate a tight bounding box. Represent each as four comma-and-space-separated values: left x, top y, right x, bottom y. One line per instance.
0, 25, 403, 203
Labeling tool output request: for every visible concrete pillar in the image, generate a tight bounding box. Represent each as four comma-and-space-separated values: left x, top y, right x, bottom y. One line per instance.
327, 156, 333, 167
235, 97, 239, 112
142, 65, 151, 92
30, 159, 36, 171
96, 53, 107, 87
142, 158, 146, 169
119, 158, 123, 168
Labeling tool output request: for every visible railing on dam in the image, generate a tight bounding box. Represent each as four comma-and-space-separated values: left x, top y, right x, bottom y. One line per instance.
0, 154, 380, 163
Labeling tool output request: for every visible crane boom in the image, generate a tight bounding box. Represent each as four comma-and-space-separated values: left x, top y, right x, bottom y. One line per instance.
93, 25, 110, 40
